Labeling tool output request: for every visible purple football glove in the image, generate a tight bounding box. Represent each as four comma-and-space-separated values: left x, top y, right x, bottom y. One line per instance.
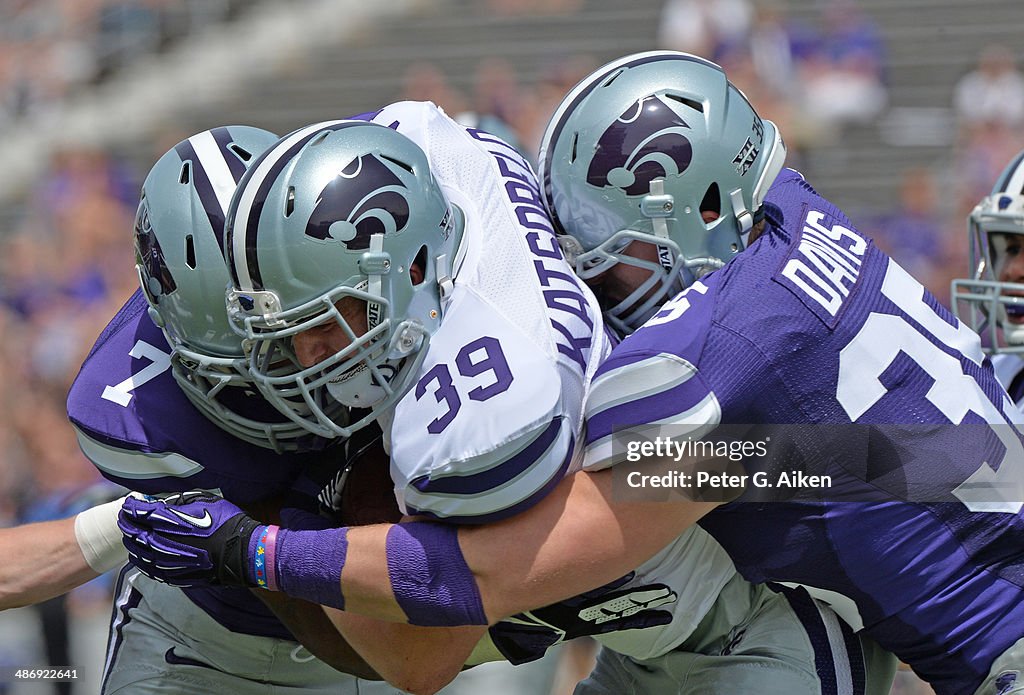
119, 491, 262, 587
489, 572, 677, 664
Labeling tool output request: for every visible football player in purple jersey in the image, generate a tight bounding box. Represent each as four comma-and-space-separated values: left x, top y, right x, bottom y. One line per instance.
65, 126, 399, 694
954, 147, 1024, 410
120, 53, 1024, 695
531, 52, 1024, 695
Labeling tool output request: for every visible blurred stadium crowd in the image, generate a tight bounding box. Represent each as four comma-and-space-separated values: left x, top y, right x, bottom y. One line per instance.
1, 1, 1022, 693
0, 0, 265, 525
0, 0, 248, 127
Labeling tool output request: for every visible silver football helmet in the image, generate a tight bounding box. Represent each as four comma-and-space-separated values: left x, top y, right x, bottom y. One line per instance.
953, 149, 1024, 353
135, 125, 335, 451
225, 120, 464, 438
538, 50, 787, 334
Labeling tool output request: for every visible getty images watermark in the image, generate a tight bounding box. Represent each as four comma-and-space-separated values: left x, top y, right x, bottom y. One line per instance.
625, 435, 830, 491
603, 424, 837, 503
606, 422, 1024, 506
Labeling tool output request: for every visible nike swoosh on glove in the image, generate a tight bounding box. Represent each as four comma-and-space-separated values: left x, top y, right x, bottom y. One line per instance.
118, 491, 262, 587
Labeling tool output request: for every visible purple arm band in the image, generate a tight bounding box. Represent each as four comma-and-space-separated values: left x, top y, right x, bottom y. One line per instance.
385, 522, 487, 627
256, 526, 349, 609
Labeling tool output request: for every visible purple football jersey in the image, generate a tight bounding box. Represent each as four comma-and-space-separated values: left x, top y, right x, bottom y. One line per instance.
584, 169, 1024, 694
67, 290, 336, 639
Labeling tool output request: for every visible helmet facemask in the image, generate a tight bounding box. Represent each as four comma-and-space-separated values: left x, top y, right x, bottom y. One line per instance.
563, 224, 688, 335
226, 120, 463, 438
134, 126, 338, 453
953, 195, 1024, 353
230, 266, 435, 439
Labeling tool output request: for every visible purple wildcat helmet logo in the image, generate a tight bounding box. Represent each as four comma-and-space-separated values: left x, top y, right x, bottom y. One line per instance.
587, 95, 693, 197
305, 154, 410, 250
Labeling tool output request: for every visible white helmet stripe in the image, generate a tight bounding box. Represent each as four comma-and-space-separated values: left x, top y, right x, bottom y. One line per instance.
189, 130, 238, 214
1004, 154, 1024, 196
230, 120, 351, 291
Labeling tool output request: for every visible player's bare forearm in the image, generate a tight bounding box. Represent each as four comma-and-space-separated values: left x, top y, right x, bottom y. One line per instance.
325, 607, 484, 694
340, 523, 409, 621
0, 518, 98, 610
121, 467, 714, 627
337, 467, 715, 625
459, 467, 718, 621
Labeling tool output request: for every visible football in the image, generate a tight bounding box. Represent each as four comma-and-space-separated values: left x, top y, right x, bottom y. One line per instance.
337, 432, 403, 527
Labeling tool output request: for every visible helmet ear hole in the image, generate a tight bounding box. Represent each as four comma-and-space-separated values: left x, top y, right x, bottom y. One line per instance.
700, 182, 721, 223
412, 245, 428, 285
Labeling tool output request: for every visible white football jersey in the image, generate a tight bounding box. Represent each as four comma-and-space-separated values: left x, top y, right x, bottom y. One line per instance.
373, 103, 741, 657
369, 102, 611, 522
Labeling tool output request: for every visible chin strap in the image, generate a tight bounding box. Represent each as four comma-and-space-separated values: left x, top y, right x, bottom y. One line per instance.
361, 233, 388, 331
557, 235, 585, 268
437, 204, 468, 313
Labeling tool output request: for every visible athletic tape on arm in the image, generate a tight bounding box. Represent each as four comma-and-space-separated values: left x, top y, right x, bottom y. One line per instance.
385, 522, 487, 626
254, 525, 350, 609
74, 497, 129, 573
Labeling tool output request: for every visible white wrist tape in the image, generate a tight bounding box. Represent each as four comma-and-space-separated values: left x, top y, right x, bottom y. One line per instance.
74, 497, 129, 573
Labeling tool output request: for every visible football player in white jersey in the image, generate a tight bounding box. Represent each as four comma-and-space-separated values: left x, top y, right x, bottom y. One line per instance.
70, 122, 558, 695
62, 117, 595, 695
121, 102, 893, 694
219, 102, 613, 691
953, 147, 1024, 410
